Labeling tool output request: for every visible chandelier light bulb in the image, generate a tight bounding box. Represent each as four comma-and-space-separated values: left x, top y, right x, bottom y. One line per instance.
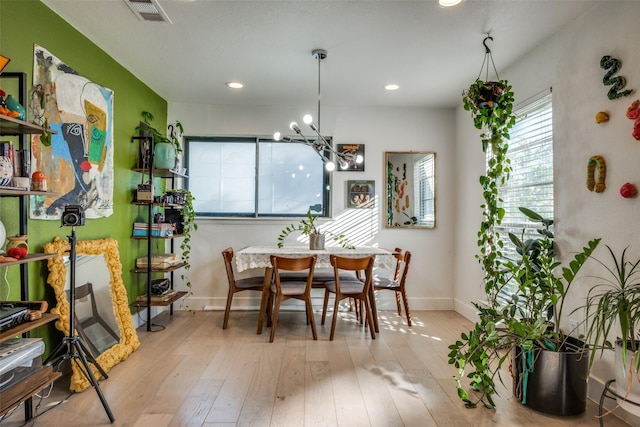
273, 132, 281, 141
439, 0, 463, 6
325, 161, 336, 172
303, 114, 313, 125
290, 122, 301, 134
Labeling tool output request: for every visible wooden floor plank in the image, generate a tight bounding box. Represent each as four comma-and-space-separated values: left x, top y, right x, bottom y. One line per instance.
1, 310, 631, 427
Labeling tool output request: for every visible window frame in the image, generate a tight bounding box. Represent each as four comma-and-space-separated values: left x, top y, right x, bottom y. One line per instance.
183, 135, 332, 218
495, 90, 554, 296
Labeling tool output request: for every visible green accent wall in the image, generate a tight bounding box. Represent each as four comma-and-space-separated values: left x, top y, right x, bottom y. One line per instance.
0, 1, 167, 347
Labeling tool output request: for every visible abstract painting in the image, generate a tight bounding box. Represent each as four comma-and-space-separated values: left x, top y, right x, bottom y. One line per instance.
30, 45, 114, 220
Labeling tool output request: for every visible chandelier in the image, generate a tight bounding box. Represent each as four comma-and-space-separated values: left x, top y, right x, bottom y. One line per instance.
273, 49, 363, 171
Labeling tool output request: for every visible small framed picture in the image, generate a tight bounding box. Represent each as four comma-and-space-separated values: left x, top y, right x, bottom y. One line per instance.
347, 180, 375, 208
337, 144, 365, 171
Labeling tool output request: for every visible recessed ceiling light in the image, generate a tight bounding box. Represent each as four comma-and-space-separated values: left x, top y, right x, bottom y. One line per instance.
439, 0, 463, 7
385, 84, 399, 91
226, 81, 244, 89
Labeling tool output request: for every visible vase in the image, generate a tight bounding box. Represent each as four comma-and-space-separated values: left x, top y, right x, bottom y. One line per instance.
0, 219, 5, 253
512, 336, 588, 416
615, 341, 640, 416
0, 156, 13, 186
154, 142, 176, 169
309, 233, 325, 250
5, 94, 26, 120
6, 234, 29, 253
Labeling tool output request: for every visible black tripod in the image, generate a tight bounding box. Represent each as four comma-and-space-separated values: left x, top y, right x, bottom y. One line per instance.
44, 227, 115, 423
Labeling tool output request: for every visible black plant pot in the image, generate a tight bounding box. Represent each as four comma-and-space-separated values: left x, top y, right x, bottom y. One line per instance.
512, 336, 588, 416
474, 81, 504, 109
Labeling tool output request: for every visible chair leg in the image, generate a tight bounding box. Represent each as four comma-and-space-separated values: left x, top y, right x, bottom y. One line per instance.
306, 298, 318, 340
363, 297, 376, 339
401, 288, 412, 327
269, 294, 282, 343
321, 290, 330, 325
222, 289, 235, 330
369, 287, 379, 333
395, 291, 402, 316
329, 295, 341, 341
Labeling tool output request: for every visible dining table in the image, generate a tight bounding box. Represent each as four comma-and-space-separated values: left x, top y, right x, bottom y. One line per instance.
235, 245, 396, 335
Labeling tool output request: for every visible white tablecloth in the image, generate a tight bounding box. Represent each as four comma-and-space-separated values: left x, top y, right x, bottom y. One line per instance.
235, 246, 395, 272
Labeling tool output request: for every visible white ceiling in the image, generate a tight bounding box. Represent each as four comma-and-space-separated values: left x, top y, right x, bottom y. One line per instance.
40, 0, 601, 109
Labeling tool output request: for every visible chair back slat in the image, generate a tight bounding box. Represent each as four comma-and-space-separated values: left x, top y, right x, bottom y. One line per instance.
271, 255, 317, 296
330, 254, 375, 297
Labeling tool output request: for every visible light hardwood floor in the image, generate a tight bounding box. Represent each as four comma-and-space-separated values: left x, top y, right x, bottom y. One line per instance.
1, 309, 631, 427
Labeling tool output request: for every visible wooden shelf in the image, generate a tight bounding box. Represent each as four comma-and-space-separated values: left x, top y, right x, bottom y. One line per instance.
0, 366, 62, 417
0, 313, 59, 343
131, 291, 188, 307
0, 253, 56, 268
131, 262, 187, 274
131, 233, 185, 240
131, 200, 184, 208
0, 187, 56, 197
0, 114, 57, 136
132, 168, 188, 179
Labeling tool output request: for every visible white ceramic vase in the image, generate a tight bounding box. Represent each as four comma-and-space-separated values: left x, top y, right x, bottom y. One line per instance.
0, 219, 5, 254
615, 341, 640, 416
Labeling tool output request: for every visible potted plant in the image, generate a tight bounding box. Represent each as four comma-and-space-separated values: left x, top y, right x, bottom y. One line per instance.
166, 189, 197, 291
462, 78, 516, 308
448, 207, 600, 415
581, 245, 640, 416
138, 111, 184, 170
277, 208, 353, 250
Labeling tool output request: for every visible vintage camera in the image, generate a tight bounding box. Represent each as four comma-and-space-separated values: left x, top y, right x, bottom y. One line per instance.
61, 205, 85, 227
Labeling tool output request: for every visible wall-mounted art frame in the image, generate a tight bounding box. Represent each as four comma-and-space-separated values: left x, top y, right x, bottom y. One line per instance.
337, 143, 365, 171
347, 180, 374, 208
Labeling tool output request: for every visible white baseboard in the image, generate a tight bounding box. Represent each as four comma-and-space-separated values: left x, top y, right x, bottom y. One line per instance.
174, 295, 454, 312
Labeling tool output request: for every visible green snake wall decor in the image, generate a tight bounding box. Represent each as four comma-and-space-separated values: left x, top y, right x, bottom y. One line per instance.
600, 55, 634, 100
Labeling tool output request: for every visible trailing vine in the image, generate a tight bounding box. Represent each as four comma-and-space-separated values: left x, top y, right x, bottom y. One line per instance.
462, 79, 516, 303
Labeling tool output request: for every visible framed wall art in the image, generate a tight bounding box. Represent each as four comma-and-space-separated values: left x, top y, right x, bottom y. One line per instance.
347, 180, 374, 208
337, 143, 365, 171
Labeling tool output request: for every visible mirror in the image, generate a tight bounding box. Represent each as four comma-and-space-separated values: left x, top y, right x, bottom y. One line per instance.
45, 237, 140, 392
385, 151, 436, 228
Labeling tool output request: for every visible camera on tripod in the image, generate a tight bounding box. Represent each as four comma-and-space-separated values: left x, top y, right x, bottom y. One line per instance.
61, 205, 86, 227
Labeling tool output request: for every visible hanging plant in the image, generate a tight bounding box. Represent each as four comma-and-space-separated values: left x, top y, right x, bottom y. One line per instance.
462, 77, 516, 303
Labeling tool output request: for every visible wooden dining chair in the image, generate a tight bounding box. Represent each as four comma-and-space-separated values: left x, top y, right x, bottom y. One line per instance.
354, 247, 402, 326
268, 255, 318, 343
321, 255, 376, 341
222, 247, 266, 329
373, 250, 412, 326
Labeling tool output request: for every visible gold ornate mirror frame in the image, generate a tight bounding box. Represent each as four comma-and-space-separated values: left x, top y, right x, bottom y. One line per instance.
45, 237, 140, 392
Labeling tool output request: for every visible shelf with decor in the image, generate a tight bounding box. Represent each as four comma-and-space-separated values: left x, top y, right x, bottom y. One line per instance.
0, 72, 59, 422
0, 113, 57, 136
131, 130, 188, 331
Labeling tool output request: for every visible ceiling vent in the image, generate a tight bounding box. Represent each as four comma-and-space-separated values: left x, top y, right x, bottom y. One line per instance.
124, 0, 172, 23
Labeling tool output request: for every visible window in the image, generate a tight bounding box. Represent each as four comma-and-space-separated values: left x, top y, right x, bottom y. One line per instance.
496, 91, 553, 262
414, 153, 435, 226
184, 136, 330, 217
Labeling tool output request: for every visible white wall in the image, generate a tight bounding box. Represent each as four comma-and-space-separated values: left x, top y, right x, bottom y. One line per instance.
453, 2, 640, 421
168, 103, 456, 312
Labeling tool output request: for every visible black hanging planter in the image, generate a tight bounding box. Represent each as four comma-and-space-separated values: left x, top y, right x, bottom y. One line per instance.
512, 336, 589, 417
474, 81, 504, 110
